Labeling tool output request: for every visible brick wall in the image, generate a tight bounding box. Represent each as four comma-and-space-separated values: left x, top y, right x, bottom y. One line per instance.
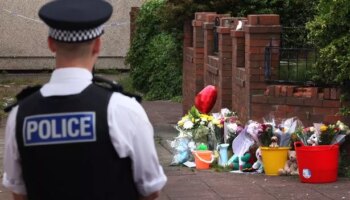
182, 13, 347, 127
252, 86, 344, 126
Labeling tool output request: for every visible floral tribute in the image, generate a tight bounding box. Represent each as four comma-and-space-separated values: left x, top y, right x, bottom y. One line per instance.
211, 108, 242, 147
294, 121, 350, 146
257, 117, 303, 147
169, 106, 240, 165
176, 106, 222, 146
168, 86, 350, 174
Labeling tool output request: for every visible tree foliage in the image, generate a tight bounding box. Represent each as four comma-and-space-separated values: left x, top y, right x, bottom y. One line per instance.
126, 0, 182, 100
160, 0, 318, 34
307, 0, 350, 85
126, 0, 319, 100
144, 33, 182, 100
126, 0, 166, 94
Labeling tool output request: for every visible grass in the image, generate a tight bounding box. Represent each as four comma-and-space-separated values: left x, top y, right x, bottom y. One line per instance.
277, 50, 317, 83
278, 61, 313, 82
211, 163, 233, 172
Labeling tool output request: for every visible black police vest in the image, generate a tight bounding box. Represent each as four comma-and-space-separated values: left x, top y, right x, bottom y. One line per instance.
16, 84, 139, 200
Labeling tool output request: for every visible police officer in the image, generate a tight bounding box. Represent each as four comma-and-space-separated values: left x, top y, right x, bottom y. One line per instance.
2, 1, 167, 200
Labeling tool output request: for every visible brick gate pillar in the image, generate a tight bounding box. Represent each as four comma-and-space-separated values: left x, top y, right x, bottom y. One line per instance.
182, 12, 215, 114
244, 15, 281, 119
231, 25, 248, 121
215, 18, 234, 111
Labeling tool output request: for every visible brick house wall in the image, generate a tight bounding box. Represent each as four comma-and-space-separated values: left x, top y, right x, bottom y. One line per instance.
182, 13, 348, 127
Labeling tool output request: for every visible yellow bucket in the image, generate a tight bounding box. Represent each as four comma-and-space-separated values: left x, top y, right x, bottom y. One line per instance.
260, 147, 290, 176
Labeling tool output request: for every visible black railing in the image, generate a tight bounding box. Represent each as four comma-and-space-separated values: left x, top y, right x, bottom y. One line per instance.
213, 17, 220, 53
264, 46, 317, 85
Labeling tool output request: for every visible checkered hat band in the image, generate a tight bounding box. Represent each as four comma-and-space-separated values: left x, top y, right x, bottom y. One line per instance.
49, 26, 104, 42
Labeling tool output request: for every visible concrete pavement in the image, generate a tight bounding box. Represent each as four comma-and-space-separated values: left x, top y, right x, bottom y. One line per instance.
0, 100, 350, 199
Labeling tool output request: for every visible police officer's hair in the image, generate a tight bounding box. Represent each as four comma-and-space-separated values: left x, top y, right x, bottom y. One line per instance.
54, 39, 95, 58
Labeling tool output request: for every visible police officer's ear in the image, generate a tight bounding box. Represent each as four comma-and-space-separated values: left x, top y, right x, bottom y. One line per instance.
92, 37, 101, 56
47, 37, 57, 53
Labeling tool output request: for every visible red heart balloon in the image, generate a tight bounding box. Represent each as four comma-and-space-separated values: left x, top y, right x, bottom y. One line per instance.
195, 85, 217, 114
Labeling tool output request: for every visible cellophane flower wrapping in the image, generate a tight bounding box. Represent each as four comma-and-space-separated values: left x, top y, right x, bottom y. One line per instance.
212, 108, 242, 149
232, 121, 261, 156
169, 106, 223, 164
275, 117, 303, 147
167, 133, 196, 165
259, 117, 303, 147
295, 121, 350, 146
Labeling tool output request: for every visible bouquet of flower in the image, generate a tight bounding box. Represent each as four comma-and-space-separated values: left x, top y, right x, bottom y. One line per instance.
258, 123, 274, 147
295, 121, 350, 146
293, 126, 315, 146
176, 106, 222, 148
212, 108, 241, 143
258, 117, 303, 147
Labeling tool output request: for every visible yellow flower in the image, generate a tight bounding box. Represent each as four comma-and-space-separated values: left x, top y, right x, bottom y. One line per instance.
200, 114, 208, 122
177, 115, 189, 126
181, 115, 188, 121
211, 118, 222, 128
207, 116, 214, 121
177, 120, 185, 126
320, 125, 328, 132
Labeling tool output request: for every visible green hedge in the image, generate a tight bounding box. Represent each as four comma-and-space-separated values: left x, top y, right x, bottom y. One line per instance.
143, 33, 182, 100
307, 0, 350, 85
126, 0, 182, 100
126, 0, 166, 94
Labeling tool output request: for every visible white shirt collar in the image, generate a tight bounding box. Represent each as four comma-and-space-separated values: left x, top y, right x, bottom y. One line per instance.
49, 67, 92, 83
40, 67, 93, 97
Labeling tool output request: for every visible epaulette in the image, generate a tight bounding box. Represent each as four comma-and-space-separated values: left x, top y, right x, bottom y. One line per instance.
4, 85, 42, 113
92, 76, 142, 103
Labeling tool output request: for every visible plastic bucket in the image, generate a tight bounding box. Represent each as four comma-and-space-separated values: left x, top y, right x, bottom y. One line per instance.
193, 150, 214, 170
261, 147, 290, 176
294, 142, 339, 183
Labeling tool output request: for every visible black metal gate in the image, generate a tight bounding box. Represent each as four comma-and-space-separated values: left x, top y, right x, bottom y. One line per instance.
264, 46, 317, 85
264, 26, 317, 85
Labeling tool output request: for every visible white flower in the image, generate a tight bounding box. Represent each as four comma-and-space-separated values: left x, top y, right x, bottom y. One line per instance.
208, 122, 214, 129
227, 123, 238, 133
200, 117, 208, 122
183, 121, 194, 129
309, 126, 315, 132
221, 108, 231, 116
337, 121, 348, 131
